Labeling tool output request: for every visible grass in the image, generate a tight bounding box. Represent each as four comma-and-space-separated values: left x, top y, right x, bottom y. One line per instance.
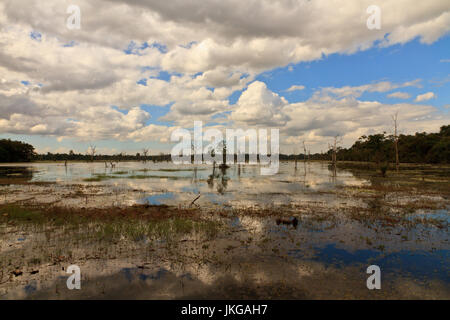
130, 174, 185, 180
94, 217, 221, 242
82, 174, 115, 182
0, 204, 222, 242
28, 257, 41, 265
156, 168, 207, 172
340, 163, 450, 195
0, 205, 46, 224
113, 171, 129, 175
82, 173, 185, 181
0, 204, 91, 227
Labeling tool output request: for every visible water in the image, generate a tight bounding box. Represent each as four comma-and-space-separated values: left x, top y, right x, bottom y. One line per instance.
289, 244, 450, 282
0, 161, 368, 208
1, 161, 448, 299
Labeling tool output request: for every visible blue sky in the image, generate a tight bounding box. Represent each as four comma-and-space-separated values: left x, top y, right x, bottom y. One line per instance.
257, 37, 449, 109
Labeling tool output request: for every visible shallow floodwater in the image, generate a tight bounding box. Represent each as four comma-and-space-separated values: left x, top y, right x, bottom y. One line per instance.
1, 211, 448, 299
1, 161, 449, 299
0, 161, 368, 208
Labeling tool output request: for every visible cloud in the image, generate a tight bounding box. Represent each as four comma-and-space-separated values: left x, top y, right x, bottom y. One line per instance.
387, 92, 411, 99
286, 85, 305, 92
230, 81, 289, 126
1, 1, 449, 74
440, 59, 450, 63
318, 80, 421, 99
415, 92, 436, 102
226, 82, 449, 153
0, 0, 449, 152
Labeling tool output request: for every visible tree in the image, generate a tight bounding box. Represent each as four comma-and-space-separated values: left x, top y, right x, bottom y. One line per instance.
142, 148, 149, 162
302, 141, 307, 162
328, 136, 342, 166
392, 112, 400, 172
0, 139, 35, 162
425, 125, 450, 163
294, 147, 298, 170
88, 145, 96, 162
222, 139, 227, 165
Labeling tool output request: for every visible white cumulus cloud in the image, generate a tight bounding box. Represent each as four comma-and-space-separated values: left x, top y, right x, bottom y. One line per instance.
387, 92, 411, 99
415, 92, 436, 102
286, 85, 305, 92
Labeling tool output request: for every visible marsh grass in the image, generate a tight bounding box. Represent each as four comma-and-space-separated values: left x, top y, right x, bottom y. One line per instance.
113, 171, 129, 175
0, 204, 221, 243
82, 174, 115, 182
0, 205, 92, 230
156, 168, 207, 172
0, 205, 46, 224
97, 218, 220, 242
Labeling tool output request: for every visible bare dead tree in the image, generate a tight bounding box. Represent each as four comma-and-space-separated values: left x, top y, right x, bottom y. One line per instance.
142, 148, 149, 163
221, 139, 227, 166
392, 112, 400, 172
88, 144, 96, 162
294, 147, 298, 170
302, 141, 307, 162
328, 135, 342, 169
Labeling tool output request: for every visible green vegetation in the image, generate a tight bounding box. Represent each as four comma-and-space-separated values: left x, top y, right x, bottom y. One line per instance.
0, 205, 46, 224
82, 174, 115, 182
0, 204, 89, 226
156, 168, 206, 172
0, 139, 35, 162
0, 204, 221, 241
337, 125, 450, 164
281, 125, 449, 165
98, 218, 219, 241
82, 173, 185, 182
302, 125, 449, 164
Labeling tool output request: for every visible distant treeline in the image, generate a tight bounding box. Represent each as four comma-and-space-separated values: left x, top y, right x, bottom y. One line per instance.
1, 125, 448, 164
301, 125, 449, 164
33, 151, 172, 162
0, 139, 35, 162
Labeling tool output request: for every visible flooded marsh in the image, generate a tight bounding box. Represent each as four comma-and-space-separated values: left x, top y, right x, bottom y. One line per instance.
0, 161, 448, 299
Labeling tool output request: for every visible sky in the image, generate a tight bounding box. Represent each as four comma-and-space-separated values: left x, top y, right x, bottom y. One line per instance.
0, 0, 449, 155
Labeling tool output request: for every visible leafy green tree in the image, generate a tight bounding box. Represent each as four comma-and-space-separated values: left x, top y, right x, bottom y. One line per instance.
0, 139, 36, 162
